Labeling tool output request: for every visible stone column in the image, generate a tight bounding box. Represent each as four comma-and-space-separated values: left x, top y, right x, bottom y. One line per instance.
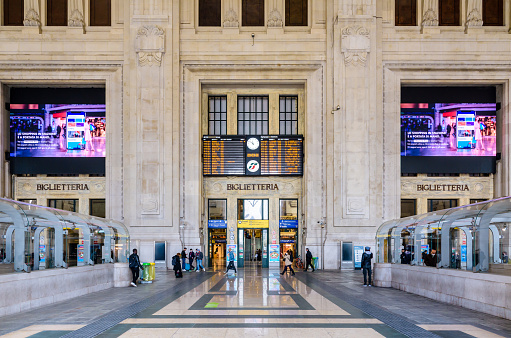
23, 0, 41, 33
465, 0, 483, 33
68, 0, 85, 32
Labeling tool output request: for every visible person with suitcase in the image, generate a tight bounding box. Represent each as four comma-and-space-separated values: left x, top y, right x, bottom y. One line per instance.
172, 253, 183, 278
195, 248, 205, 272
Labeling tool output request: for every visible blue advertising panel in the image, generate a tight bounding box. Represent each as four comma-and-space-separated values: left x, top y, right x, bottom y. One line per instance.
279, 219, 298, 228
354, 245, 364, 269
461, 245, 467, 262
208, 220, 227, 228
280, 239, 295, 243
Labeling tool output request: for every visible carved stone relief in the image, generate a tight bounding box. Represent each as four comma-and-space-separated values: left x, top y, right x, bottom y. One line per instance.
341, 26, 370, 67
223, 9, 239, 28
68, 9, 85, 27
23, 0, 41, 28
346, 197, 366, 215
422, 0, 439, 27
267, 9, 283, 28
135, 26, 165, 67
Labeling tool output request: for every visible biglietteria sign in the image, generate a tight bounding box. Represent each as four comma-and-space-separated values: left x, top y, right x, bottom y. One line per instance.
37, 184, 90, 191
417, 184, 469, 192
227, 184, 279, 191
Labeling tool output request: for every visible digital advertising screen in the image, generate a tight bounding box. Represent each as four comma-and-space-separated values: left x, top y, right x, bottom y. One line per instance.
400, 86, 498, 174
10, 104, 106, 158
401, 103, 496, 157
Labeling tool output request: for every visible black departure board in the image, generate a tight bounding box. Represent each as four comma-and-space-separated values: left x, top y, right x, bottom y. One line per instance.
203, 136, 245, 175
260, 136, 303, 175
203, 135, 303, 176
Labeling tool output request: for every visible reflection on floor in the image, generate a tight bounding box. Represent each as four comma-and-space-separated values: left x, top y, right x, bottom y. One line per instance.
1, 266, 509, 337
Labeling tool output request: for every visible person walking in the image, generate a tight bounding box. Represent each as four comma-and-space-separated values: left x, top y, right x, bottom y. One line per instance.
225, 248, 237, 274
188, 248, 195, 271
181, 247, 187, 271
280, 250, 295, 276
361, 246, 373, 287
172, 253, 182, 278
128, 248, 142, 287
195, 249, 205, 272
304, 248, 315, 272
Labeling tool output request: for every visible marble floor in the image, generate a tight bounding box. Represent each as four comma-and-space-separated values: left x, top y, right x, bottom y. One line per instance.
1, 267, 510, 338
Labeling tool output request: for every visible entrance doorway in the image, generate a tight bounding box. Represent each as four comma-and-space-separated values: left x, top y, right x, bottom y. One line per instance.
243, 229, 263, 267
208, 228, 227, 269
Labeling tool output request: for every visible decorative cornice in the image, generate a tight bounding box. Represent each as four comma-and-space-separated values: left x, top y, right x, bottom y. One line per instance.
68, 9, 85, 27
466, 8, 483, 27
23, 8, 41, 27
267, 8, 283, 28
135, 25, 165, 67
422, 9, 439, 27
341, 26, 370, 67
223, 8, 239, 28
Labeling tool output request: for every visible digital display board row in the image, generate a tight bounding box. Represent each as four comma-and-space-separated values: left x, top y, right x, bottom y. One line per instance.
203, 135, 303, 176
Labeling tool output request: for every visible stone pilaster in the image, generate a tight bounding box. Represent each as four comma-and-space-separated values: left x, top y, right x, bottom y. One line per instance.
23, 0, 41, 33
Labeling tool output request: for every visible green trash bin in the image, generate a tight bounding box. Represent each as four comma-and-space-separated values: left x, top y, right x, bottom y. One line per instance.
313, 257, 318, 270
142, 263, 151, 281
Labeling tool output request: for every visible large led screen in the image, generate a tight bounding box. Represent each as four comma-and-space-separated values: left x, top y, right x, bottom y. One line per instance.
401, 103, 496, 157
10, 104, 106, 158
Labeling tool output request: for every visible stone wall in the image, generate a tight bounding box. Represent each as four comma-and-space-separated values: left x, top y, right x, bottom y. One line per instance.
0, 263, 131, 317
374, 263, 511, 320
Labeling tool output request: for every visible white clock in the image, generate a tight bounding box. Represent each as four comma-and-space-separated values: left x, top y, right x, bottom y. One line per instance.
247, 137, 260, 150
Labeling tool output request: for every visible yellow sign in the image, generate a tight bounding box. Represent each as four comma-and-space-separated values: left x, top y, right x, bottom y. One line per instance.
237, 220, 269, 228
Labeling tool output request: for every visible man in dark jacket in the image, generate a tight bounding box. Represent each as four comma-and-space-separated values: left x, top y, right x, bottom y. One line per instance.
304, 248, 315, 272
172, 253, 182, 278
361, 246, 373, 287
128, 248, 142, 287
181, 247, 187, 271
188, 249, 195, 271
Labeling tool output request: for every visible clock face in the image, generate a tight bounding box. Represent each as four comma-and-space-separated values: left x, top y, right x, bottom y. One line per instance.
247, 137, 260, 150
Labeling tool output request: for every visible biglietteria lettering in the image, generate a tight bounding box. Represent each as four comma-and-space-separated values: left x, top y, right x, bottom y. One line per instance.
417, 184, 469, 192
227, 184, 279, 191
36, 184, 90, 191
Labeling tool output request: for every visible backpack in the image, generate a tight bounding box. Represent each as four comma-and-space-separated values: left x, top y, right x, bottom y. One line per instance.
172, 255, 177, 266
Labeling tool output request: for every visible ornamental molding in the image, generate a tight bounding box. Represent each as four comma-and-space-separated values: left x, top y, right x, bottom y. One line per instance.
421, 9, 439, 27
23, 8, 41, 27
68, 9, 84, 27
341, 26, 370, 67
135, 25, 165, 67
223, 8, 239, 28
466, 8, 483, 27
267, 8, 283, 28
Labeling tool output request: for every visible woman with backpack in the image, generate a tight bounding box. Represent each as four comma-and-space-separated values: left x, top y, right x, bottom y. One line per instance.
280, 250, 295, 276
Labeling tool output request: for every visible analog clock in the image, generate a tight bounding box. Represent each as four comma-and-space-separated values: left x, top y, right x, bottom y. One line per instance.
247, 137, 260, 150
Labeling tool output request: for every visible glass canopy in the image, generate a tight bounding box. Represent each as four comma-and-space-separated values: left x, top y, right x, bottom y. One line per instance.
376, 197, 511, 273
0, 198, 129, 273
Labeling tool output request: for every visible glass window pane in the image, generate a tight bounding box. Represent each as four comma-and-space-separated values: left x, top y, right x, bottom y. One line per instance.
245, 99, 250, 112
239, 98, 244, 112
257, 112, 262, 120
209, 199, 227, 219
286, 121, 291, 133
221, 112, 226, 120
221, 121, 227, 134
155, 242, 165, 261
215, 98, 220, 112
209, 99, 214, 112
263, 113, 268, 120
292, 121, 297, 134
263, 200, 269, 219
263, 97, 268, 111
245, 121, 250, 134
342, 243, 353, 261
286, 112, 291, 120
263, 123, 268, 135
280, 98, 285, 112
210, 121, 215, 133
215, 112, 220, 120
221, 97, 227, 111
292, 112, 297, 120
238, 121, 243, 134
292, 98, 297, 112
215, 121, 220, 132
250, 121, 256, 133
280, 121, 285, 133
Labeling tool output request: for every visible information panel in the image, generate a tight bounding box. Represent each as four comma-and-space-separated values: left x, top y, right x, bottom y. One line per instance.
260, 136, 303, 175
203, 136, 245, 175
202, 135, 303, 176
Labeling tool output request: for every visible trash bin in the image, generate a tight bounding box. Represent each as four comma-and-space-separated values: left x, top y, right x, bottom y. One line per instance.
148, 262, 156, 281
313, 257, 318, 270
142, 263, 151, 281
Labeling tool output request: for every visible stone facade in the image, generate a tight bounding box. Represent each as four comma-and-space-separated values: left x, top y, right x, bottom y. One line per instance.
0, 1, 510, 269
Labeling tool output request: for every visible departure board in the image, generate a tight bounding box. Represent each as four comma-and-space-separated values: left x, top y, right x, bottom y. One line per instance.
260, 136, 303, 175
203, 135, 303, 176
203, 136, 245, 175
